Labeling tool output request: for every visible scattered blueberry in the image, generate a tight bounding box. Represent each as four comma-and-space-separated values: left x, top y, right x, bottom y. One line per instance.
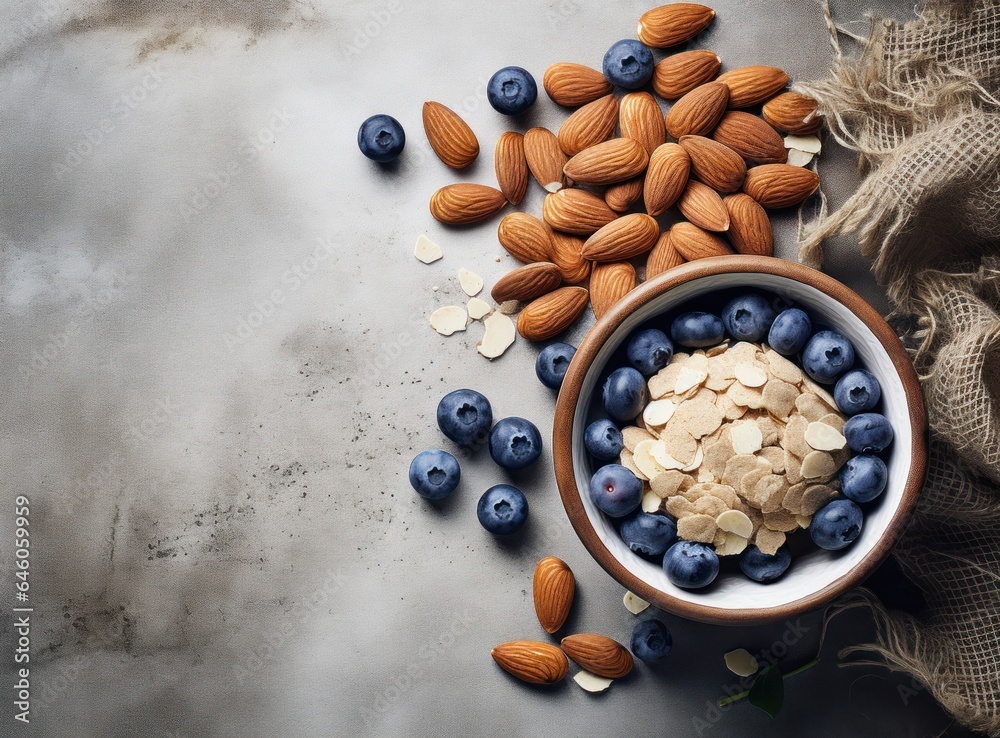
663, 541, 719, 589
834, 369, 882, 415
619, 511, 677, 558
437, 389, 493, 450
589, 464, 643, 517
584, 419, 624, 461
767, 308, 812, 355
721, 294, 777, 342
602, 39, 655, 89
627, 328, 674, 376
801, 329, 855, 384
489, 417, 543, 470
670, 312, 725, 348
843, 412, 894, 454
535, 342, 576, 390
408, 450, 460, 500
602, 366, 649, 422
477, 484, 529, 535
810, 499, 863, 550
630, 619, 673, 663
357, 114, 405, 163
839, 455, 888, 503
487, 66, 538, 115
739, 545, 792, 583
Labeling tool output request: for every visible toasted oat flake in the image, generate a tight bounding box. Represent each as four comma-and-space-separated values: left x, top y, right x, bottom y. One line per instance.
678, 514, 718, 543
764, 349, 804, 384
723, 455, 767, 488
795, 393, 831, 422
622, 426, 657, 452
693, 495, 728, 518
800, 484, 838, 515
666, 495, 695, 518
671, 397, 724, 439
763, 508, 799, 532
650, 470, 690, 498
755, 527, 786, 556
727, 381, 765, 409
762, 378, 800, 418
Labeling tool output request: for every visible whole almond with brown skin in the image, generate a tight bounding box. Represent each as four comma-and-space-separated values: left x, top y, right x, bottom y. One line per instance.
557, 95, 619, 156
644, 143, 690, 216
652, 49, 722, 100
646, 231, 685, 278
619, 92, 666, 155
543, 62, 613, 107
677, 180, 730, 232
549, 231, 592, 283
517, 286, 589, 341
716, 66, 789, 108
498, 212, 553, 263
495, 132, 528, 205
429, 184, 507, 225
560, 634, 634, 679
524, 127, 568, 192
543, 189, 619, 235
533, 556, 575, 634
724, 193, 774, 256
743, 164, 820, 208
582, 213, 660, 262
711, 111, 788, 164
491, 262, 563, 303
671, 221, 733, 260
679, 135, 746, 193
637, 3, 716, 48
563, 138, 649, 186
590, 262, 636, 320
605, 176, 644, 213
491, 641, 569, 685
422, 101, 479, 169
763, 92, 822, 134
665, 81, 730, 139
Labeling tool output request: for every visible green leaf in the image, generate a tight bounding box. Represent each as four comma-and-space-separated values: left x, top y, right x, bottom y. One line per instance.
747, 664, 784, 718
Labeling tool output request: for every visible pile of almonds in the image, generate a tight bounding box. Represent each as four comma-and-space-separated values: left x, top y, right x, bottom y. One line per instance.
424, 2, 823, 342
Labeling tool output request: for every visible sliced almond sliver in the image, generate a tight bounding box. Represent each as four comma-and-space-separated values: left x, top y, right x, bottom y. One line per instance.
674, 365, 708, 395
477, 311, 515, 358
801, 450, 837, 479
415, 234, 443, 263
649, 440, 685, 470
430, 306, 468, 335
457, 267, 484, 296
634, 439, 668, 478
622, 426, 657, 452
731, 422, 763, 454
725, 648, 759, 677
574, 670, 614, 692
804, 421, 847, 451
643, 398, 678, 426
623, 591, 650, 615
734, 360, 768, 387
641, 488, 663, 513
716, 509, 753, 538
716, 531, 749, 556
619, 448, 648, 481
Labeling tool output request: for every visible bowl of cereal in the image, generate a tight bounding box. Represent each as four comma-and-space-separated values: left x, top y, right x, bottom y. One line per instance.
553, 256, 926, 625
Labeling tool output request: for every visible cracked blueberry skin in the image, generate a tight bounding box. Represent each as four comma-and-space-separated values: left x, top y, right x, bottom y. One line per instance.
489, 417, 543, 470
739, 545, 792, 583
722, 294, 777, 343
357, 114, 405, 162
801, 329, 856, 384
843, 412, 894, 454
767, 307, 812, 356
584, 419, 624, 461
670, 311, 725, 348
619, 511, 677, 558
810, 499, 863, 550
408, 450, 460, 500
834, 369, 882, 415
536, 342, 576, 389
437, 389, 493, 451
602, 366, 649, 422
839, 454, 888, 503
627, 328, 674, 376
477, 484, 528, 535
487, 66, 538, 115
602, 39, 654, 89
631, 619, 673, 663
663, 541, 719, 589
589, 464, 642, 517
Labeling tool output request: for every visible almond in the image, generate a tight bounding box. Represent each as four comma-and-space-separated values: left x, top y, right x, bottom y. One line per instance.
494, 131, 528, 205
677, 180, 730, 232
724, 193, 773, 256
743, 164, 820, 208
716, 66, 789, 108
543, 62, 613, 107
679, 135, 746, 193
711, 111, 788, 164
533, 556, 575, 634
517, 286, 590, 340
422, 101, 480, 169
671, 221, 733, 260
637, 3, 716, 48
429, 184, 507, 224
652, 49, 722, 100
762, 92, 822, 135
492, 262, 563, 303
543, 189, 619, 235
497, 212, 554, 263
563, 138, 649, 186
605, 176, 645, 213
646, 230, 685, 278
560, 633, 634, 679
619, 92, 666, 155
524, 127, 568, 192
549, 231, 592, 283
582, 213, 660, 262
491, 641, 569, 685
590, 262, 636, 320
665, 81, 730, 139
644, 142, 691, 216
557, 95, 619, 156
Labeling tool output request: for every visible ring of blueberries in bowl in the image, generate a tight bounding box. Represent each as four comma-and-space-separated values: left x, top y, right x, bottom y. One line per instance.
582, 290, 893, 590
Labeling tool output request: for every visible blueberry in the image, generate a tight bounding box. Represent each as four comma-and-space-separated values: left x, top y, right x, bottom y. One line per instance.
810, 499, 863, 550
843, 413, 894, 454
584, 419, 624, 461
619, 511, 677, 557
535, 342, 576, 389
589, 464, 642, 517
738, 545, 792, 583
408, 450, 460, 500
477, 484, 528, 535
721, 294, 777, 343
670, 312, 725, 348
602, 39, 654, 89
663, 541, 719, 589
834, 369, 881, 415
626, 328, 674, 376
630, 619, 673, 663
489, 417, 542, 470
767, 308, 812, 355
801, 330, 855, 384
357, 114, 405, 163
437, 389, 493, 450
602, 367, 648, 422
487, 66, 538, 115
839, 455, 888, 503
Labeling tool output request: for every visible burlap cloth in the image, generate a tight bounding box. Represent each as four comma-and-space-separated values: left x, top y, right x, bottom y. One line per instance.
794, 1, 1000, 733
